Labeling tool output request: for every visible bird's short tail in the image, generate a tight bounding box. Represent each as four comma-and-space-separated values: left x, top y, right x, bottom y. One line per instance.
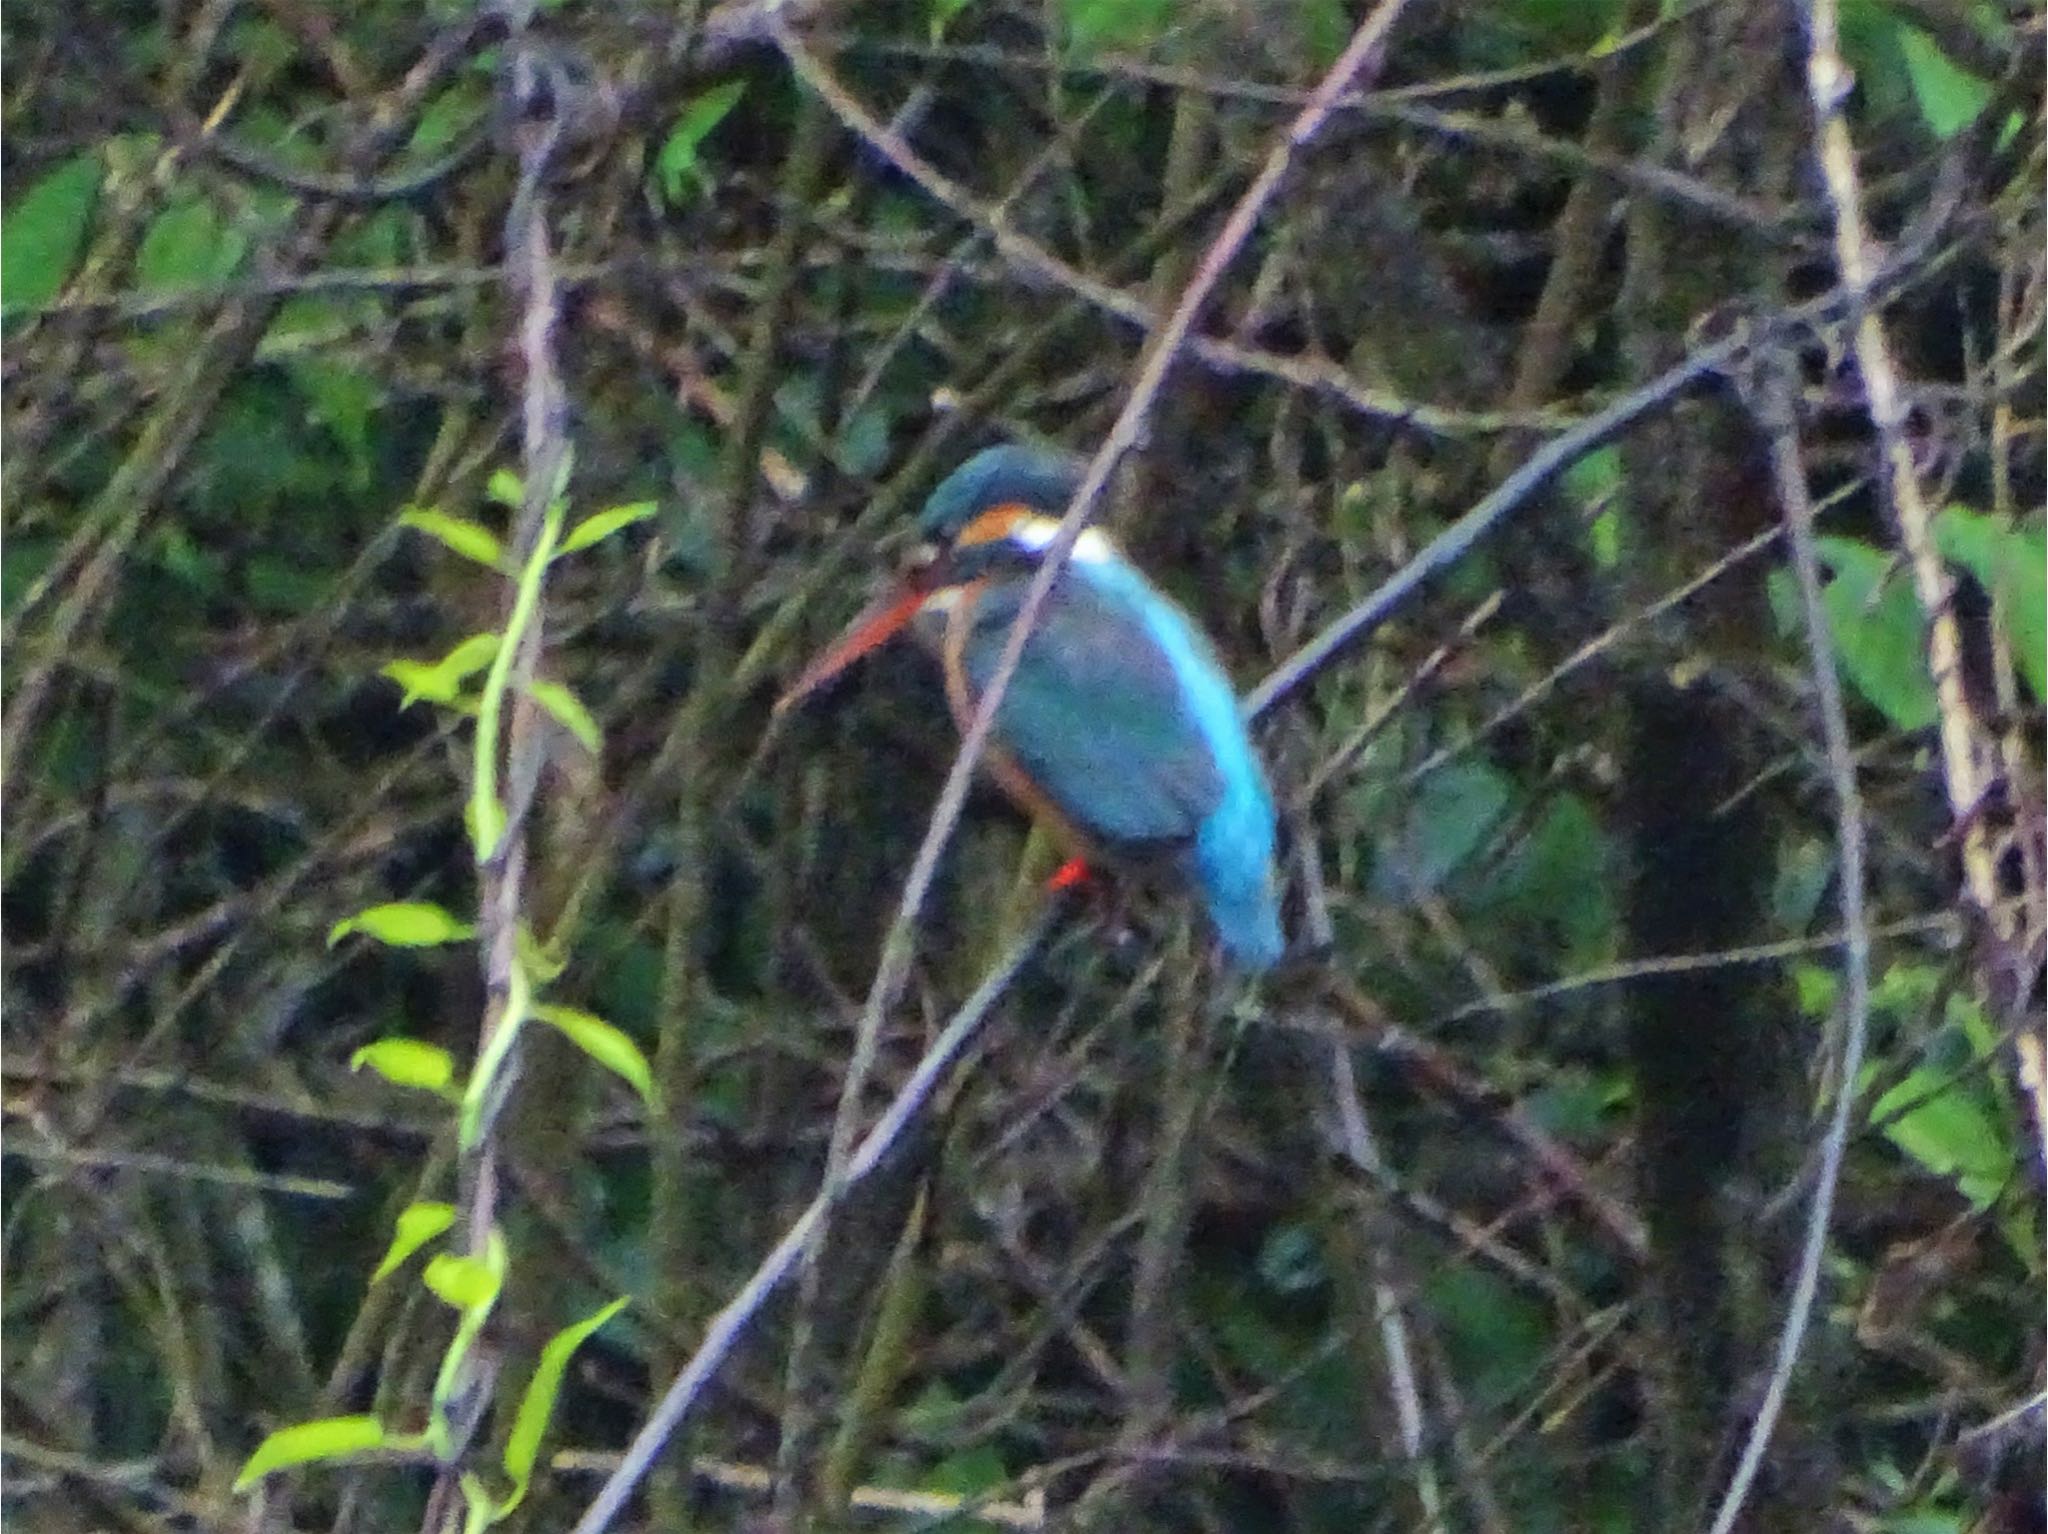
1193, 791, 1284, 972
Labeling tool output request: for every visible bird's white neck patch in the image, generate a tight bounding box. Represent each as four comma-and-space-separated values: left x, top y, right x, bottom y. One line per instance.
1009, 514, 1117, 564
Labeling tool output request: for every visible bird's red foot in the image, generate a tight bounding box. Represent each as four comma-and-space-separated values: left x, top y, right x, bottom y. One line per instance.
1046, 857, 1093, 893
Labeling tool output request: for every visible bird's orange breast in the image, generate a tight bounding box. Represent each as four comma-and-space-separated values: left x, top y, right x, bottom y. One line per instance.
937, 578, 1102, 863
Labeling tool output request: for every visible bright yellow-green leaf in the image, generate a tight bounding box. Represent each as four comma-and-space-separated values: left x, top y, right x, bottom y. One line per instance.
329, 901, 476, 948
349, 1039, 459, 1096
486, 468, 524, 507
529, 678, 602, 755
532, 1005, 658, 1115
1896, 25, 1991, 139
1871, 1067, 2011, 1210
556, 501, 658, 558
381, 632, 501, 707
2, 153, 101, 314
372, 1201, 458, 1283
234, 1414, 387, 1489
497, 1297, 629, 1516
398, 507, 505, 569
422, 1250, 504, 1313
655, 83, 746, 206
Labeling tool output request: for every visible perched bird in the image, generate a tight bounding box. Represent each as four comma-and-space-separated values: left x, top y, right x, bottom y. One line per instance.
775, 445, 1284, 971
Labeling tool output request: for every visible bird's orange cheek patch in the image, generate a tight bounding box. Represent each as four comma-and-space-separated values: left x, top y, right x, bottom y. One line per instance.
955, 503, 1032, 548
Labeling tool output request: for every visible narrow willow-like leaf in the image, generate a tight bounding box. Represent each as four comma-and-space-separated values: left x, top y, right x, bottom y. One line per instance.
234, 1414, 387, 1489
372, 1201, 458, 1283
531, 1004, 658, 1115
556, 500, 657, 558
399, 507, 505, 569
329, 901, 476, 948
350, 1039, 459, 1097
529, 678, 602, 755
495, 1297, 630, 1516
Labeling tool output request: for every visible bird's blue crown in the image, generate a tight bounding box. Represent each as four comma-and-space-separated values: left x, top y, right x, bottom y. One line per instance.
919, 445, 1086, 539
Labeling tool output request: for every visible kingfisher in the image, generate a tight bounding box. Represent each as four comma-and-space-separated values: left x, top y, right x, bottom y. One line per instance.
775, 445, 1284, 971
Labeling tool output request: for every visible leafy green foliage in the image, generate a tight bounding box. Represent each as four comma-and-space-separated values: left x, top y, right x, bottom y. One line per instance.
9, 5, 2037, 1531
136, 196, 247, 289
2, 153, 101, 313
1934, 506, 2047, 698
235, 1414, 389, 1489
1058, 0, 1175, 53
383, 633, 502, 709
496, 1297, 629, 1516
373, 1202, 459, 1282
350, 1039, 460, 1096
1373, 761, 1511, 897
529, 678, 602, 753
655, 83, 746, 208
1802, 537, 1940, 731
1894, 24, 1992, 139
329, 902, 477, 947
399, 507, 507, 570
531, 1004, 659, 1115
557, 500, 659, 559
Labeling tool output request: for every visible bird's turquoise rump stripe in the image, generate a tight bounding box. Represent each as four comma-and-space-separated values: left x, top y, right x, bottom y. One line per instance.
1079, 558, 1283, 969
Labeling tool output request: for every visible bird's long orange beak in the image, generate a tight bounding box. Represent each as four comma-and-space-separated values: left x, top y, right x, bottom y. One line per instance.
772, 582, 929, 717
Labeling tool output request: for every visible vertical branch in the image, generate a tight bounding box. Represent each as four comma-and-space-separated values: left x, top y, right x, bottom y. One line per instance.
1327, 1044, 1448, 1534
423, 34, 570, 1534
1798, 0, 2004, 941
1705, 340, 1872, 1534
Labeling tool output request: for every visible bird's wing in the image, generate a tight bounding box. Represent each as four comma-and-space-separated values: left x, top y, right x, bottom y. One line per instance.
957, 573, 1226, 848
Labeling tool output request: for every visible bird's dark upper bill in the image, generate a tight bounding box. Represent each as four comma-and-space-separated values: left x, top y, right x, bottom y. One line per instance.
772, 583, 927, 716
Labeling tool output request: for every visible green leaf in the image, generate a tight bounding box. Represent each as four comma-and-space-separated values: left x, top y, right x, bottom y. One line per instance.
1870, 1066, 2011, 1210
1060, 0, 1175, 52
529, 678, 602, 755
1896, 24, 1991, 139
235, 1414, 388, 1488
655, 83, 745, 206
136, 196, 246, 289
288, 359, 378, 490
381, 633, 502, 708
928, 0, 973, 41
422, 1250, 504, 1313
1812, 536, 1940, 731
329, 901, 477, 948
1935, 507, 2047, 700
1375, 763, 1511, 898
373, 1201, 458, 1282
2, 153, 101, 314
497, 1298, 630, 1516
350, 1039, 459, 1096
556, 501, 658, 558
399, 507, 506, 569
531, 1005, 659, 1115
485, 468, 524, 508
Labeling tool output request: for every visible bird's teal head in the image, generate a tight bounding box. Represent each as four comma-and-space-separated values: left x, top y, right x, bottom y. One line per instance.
917, 445, 1086, 542
774, 445, 1114, 712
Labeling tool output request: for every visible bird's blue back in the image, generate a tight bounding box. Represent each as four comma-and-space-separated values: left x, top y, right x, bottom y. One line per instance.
951, 534, 1284, 970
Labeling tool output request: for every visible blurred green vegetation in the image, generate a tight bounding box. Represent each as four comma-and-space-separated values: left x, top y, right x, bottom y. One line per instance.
4, 0, 2042, 1531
